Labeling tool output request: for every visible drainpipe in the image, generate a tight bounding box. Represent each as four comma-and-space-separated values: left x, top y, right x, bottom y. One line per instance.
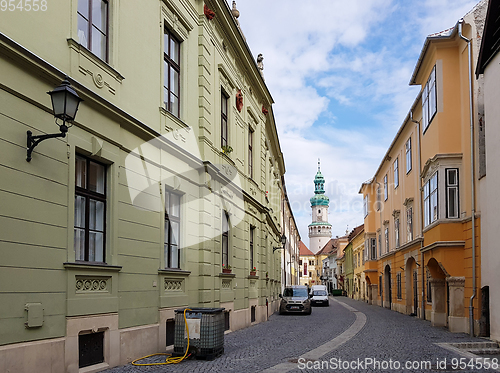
411, 112, 425, 320
458, 19, 476, 337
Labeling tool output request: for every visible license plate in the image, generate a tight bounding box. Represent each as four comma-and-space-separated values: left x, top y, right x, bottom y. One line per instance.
290, 306, 299, 309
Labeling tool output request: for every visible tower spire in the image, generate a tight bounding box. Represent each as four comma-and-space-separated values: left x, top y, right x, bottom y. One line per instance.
318, 158, 320, 172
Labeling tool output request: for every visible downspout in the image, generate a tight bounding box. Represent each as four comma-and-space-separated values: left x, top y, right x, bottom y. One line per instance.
375, 181, 382, 305
458, 19, 476, 337
411, 112, 425, 320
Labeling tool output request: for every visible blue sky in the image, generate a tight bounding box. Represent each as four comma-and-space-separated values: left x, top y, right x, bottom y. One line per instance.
226, 0, 481, 243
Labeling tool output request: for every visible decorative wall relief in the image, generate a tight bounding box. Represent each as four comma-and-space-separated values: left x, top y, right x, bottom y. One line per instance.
222, 279, 232, 289
76, 277, 109, 293
236, 89, 243, 112
164, 278, 183, 292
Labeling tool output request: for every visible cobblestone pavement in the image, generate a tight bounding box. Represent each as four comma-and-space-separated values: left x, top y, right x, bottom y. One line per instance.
103, 298, 498, 373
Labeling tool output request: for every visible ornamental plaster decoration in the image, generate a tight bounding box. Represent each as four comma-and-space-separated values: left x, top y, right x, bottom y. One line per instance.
222, 279, 232, 289
203, 4, 215, 20
78, 67, 116, 95
236, 89, 243, 112
76, 277, 109, 293
164, 279, 183, 291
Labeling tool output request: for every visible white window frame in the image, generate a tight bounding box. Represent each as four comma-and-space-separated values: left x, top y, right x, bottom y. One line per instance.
422, 66, 437, 132
384, 175, 388, 201
363, 195, 368, 218
384, 227, 389, 254
394, 217, 400, 248
394, 158, 399, 188
406, 137, 412, 174
406, 205, 413, 242
424, 172, 438, 227
445, 168, 459, 219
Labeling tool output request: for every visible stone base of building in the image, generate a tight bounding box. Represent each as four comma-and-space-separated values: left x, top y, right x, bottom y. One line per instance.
448, 316, 468, 333
0, 304, 275, 373
431, 312, 447, 327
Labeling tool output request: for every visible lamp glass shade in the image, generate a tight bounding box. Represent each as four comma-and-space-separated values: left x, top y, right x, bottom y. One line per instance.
48, 79, 82, 122
281, 234, 286, 245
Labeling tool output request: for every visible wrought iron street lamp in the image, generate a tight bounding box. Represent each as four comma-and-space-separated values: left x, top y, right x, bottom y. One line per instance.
26, 78, 82, 162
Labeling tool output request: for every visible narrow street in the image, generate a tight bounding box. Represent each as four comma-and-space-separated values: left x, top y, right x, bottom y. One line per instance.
103, 297, 498, 373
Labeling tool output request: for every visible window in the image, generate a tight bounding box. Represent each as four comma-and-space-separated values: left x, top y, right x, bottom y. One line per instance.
77, 0, 109, 61
249, 226, 255, 270
406, 137, 412, 174
74, 155, 106, 263
376, 187, 381, 211
426, 269, 432, 303
370, 238, 377, 260
446, 168, 459, 219
165, 190, 181, 268
222, 212, 229, 268
424, 172, 438, 227
221, 91, 228, 148
396, 273, 402, 299
164, 28, 181, 117
248, 128, 253, 177
422, 66, 437, 132
384, 227, 389, 254
384, 175, 388, 201
395, 218, 400, 248
363, 195, 368, 217
393, 158, 399, 188
378, 233, 382, 257
406, 206, 413, 242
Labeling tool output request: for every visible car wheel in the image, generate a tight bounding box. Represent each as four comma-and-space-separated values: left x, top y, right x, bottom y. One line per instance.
306, 309, 311, 315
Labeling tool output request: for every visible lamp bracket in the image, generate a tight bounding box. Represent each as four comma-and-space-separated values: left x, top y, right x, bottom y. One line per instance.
273, 247, 283, 253
27, 125, 67, 162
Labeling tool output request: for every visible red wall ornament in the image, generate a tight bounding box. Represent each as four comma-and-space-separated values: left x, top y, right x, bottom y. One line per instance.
204, 4, 215, 20
236, 89, 243, 112
262, 105, 268, 115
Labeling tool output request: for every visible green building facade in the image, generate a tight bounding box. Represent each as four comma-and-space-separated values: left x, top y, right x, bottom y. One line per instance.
0, 0, 286, 371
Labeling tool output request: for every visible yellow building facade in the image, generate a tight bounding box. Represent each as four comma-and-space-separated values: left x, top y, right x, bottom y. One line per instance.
360, 2, 486, 335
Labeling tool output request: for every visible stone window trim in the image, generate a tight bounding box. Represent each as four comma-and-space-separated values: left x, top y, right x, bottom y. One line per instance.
158, 268, 191, 276
64, 262, 122, 272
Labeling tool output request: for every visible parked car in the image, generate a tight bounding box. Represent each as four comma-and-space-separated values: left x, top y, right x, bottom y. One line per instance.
310, 285, 329, 306
279, 285, 312, 315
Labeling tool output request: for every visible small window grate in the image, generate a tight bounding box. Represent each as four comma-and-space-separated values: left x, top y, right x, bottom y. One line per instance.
79, 332, 104, 368
166, 318, 175, 347
251, 306, 256, 323
224, 311, 230, 331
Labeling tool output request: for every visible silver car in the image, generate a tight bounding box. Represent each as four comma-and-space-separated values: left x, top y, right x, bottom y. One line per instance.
279, 285, 312, 315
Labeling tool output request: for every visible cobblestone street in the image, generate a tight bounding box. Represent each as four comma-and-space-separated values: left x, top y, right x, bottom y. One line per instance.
103, 297, 498, 373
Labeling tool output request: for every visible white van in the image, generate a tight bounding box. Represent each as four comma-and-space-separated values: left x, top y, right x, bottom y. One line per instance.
310, 284, 329, 306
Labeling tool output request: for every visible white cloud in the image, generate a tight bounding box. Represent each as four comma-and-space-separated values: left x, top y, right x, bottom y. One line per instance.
227, 0, 482, 242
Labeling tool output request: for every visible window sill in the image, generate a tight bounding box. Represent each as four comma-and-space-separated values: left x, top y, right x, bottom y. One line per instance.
248, 275, 259, 279
159, 107, 190, 130
219, 273, 236, 278
63, 262, 122, 272
67, 38, 124, 83
158, 269, 191, 277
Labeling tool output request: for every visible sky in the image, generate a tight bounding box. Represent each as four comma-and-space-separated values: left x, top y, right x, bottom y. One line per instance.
225, 0, 481, 244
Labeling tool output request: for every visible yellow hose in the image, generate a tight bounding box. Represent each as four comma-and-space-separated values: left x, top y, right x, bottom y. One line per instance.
131, 308, 192, 366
